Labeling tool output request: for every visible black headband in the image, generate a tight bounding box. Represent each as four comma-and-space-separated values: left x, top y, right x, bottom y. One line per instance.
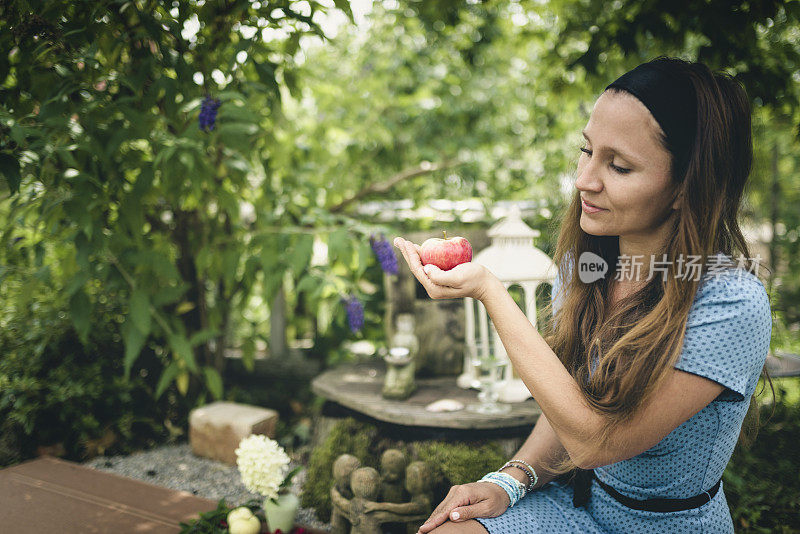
605, 58, 697, 179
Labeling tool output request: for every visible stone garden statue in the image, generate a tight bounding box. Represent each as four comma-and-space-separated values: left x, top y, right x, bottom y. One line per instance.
366, 461, 434, 534
330, 454, 362, 534
378, 449, 409, 534
382, 314, 420, 400
330, 450, 433, 534
379, 449, 408, 503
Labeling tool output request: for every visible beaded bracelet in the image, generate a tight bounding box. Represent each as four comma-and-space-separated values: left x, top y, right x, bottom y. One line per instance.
500, 459, 539, 492
480, 472, 524, 507
499, 462, 534, 491
479, 471, 526, 507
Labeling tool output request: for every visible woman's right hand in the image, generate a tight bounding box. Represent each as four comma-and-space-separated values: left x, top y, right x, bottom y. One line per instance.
416, 481, 511, 533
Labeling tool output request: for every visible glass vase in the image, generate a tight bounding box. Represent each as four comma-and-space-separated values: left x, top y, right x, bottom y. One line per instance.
466, 342, 512, 415
264, 492, 299, 533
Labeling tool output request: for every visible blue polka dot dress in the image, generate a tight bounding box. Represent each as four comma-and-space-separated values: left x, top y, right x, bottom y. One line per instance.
476, 253, 773, 534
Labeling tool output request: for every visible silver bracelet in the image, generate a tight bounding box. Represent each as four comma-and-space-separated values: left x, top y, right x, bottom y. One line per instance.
499, 462, 535, 492
508, 459, 539, 490
500, 459, 538, 492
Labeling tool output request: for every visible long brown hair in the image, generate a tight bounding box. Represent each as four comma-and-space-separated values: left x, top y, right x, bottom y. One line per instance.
541, 58, 775, 475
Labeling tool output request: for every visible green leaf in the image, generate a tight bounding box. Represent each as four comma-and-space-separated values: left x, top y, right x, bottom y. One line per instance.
242, 255, 261, 290
332, 0, 355, 24
168, 333, 198, 373
254, 60, 280, 96
189, 328, 220, 347
280, 465, 304, 491
283, 33, 302, 58
73, 231, 90, 270
283, 67, 300, 99
202, 367, 224, 400
327, 228, 349, 264
295, 274, 319, 295
119, 195, 145, 235
222, 248, 240, 291
217, 188, 241, 220
177, 150, 195, 173
9, 124, 32, 146
154, 145, 176, 170
288, 234, 314, 277
176, 371, 189, 396
132, 165, 154, 196
33, 265, 51, 283
69, 289, 91, 343
150, 282, 189, 307
263, 270, 284, 303
217, 122, 259, 137
141, 251, 180, 282
317, 299, 333, 334
0, 152, 21, 194
129, 289, 151, 335
217, 122, 260, 151
241, 337, 256, 372
355, 240, 372, 277
155, 361, 180, 400
122, 318, 147, 380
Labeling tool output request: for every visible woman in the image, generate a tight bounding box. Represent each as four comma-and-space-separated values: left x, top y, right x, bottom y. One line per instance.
393, 56, 773, 533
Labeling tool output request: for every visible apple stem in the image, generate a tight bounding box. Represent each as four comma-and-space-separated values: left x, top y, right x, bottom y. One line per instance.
443, 230, 447, 240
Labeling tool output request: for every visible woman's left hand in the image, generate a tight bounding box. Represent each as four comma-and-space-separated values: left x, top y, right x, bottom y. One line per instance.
393, 237, 493, 301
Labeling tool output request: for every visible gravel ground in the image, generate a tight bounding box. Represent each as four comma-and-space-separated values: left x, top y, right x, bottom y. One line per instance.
82, 442, 331, 532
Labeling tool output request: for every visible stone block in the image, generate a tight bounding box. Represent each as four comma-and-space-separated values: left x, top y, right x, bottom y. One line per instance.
189, 401, 279, 465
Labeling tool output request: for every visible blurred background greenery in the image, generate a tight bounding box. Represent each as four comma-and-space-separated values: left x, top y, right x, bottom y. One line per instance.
1, 1, 798, 531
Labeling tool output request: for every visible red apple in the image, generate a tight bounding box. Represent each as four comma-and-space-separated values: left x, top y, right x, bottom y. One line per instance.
419, 232, 473, 271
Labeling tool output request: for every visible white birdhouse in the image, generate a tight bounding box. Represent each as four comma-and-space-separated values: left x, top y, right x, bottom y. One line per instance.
458, 205, 558, 403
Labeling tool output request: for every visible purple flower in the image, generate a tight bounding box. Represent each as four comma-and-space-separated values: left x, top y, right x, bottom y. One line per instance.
199, 96, 222, 132
342, 295, 364, 334
370, 234, 399, 275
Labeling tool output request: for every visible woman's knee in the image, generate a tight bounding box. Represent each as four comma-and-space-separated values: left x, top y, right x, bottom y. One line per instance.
428, 519, 490, 534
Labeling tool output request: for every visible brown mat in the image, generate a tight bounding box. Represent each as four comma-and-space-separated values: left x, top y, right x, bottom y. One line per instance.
0, 456, 221, 533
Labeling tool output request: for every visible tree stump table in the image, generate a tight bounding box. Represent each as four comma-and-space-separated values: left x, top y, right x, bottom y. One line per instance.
311, 359, 541, 455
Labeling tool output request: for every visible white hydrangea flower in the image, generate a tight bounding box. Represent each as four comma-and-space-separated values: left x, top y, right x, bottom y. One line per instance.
235, 434, 291, 501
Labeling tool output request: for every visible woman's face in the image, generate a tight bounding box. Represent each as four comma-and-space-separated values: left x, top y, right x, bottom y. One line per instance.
575, 90, 681, 247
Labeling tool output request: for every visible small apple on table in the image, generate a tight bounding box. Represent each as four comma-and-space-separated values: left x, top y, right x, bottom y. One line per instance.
419, 231, 473, 271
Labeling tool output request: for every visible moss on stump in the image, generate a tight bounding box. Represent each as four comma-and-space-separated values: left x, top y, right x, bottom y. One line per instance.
301, 417, 509, 523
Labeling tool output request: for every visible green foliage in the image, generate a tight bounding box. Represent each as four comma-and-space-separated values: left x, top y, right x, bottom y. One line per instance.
3, 0, 798, 393
0, 284, 188, 467
0, 0, 365, 403
292, 1, 588, 208
554, 0, 800, 112
757, 376, 800, 405
413, 440, 507, 486
725, 384, 800, 533
179, 498, 263, 534
300, 416, 510, 523
749, 108, 800, 330
300, 417, 379, 522
1, 6, 799, 520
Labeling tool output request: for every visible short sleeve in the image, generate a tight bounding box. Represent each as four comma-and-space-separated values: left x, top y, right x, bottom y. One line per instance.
675, 270, 773, 402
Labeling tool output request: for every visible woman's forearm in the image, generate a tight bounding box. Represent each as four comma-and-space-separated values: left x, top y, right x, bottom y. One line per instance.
500, 412, 568, 491
479, 274, 605, 467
